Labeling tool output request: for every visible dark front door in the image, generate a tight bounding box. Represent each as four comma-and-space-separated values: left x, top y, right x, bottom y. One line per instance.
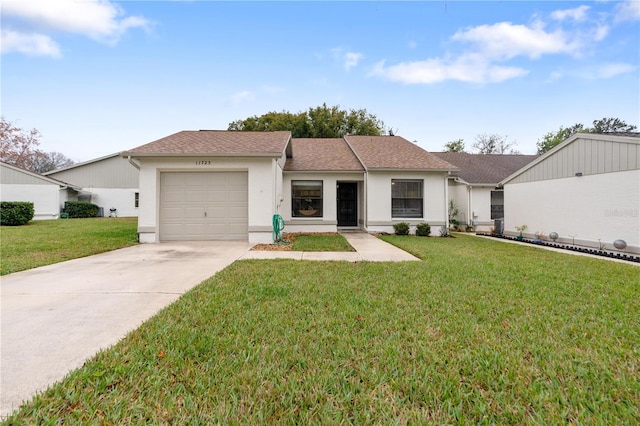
337, 182, 357, 227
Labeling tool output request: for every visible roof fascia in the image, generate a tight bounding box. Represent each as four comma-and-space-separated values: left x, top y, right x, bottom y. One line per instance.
120, 152, 283, 159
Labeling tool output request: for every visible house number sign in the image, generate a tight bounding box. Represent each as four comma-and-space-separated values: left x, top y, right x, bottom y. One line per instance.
195, 160, 212, 165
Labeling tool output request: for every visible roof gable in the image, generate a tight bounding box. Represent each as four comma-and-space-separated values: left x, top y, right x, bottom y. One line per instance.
284, 138, 364, 171
344, 136, 456, 171
1, 162, 79, 188
432, 152, 538, 185
122, 130, 292, 157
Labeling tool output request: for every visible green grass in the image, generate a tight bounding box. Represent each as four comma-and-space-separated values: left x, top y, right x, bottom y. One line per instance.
4, 234, 639, 424
0, 217, 138, 275
290, 233, 355, 252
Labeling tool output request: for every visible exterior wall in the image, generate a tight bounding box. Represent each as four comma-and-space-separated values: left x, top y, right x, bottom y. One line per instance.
0, 184, 61, 220
366, 171, 448, 234
281, 172, 364, 233
470, 186, 493, 230
136, 156, 276, 244
504, 169, 640, 254
47, 155, 139, 189
47, 155, 140, 217
87, 188, 139, 217
448, 180, 469, 226
510, 135, 639, 184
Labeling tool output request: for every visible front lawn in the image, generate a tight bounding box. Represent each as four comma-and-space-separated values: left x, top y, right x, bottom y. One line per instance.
291, 233, 355, 252
4, 235, 639, 423
0, 217, 138, 275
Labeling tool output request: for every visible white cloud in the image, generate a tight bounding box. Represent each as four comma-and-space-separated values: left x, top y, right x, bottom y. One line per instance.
614, 0, 640, 23
452, 21, 579, 60
370, 54, 528, 84
330, 47, 364, 70
0, 29, 61, 57
551, 5, 591, 22
2, 0, 150, 57
343, 52, 363, 70
594, 63, 636, 79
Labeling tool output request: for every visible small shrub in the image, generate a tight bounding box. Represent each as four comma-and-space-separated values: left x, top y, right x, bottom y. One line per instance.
64, 201, 99, 218
415, 222, 431, 237
0, 201, 35, 226
393, 222, 410, 236
439, 226, 452, 238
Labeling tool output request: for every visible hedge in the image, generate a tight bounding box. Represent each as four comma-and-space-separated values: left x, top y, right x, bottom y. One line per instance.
64, 201, 99, 218
0, 201, 35, 226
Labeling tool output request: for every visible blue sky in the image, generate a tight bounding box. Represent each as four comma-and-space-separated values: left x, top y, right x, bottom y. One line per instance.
2, 1, 639, 162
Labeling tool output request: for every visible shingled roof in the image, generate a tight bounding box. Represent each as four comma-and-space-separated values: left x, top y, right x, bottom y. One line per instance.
122, 130, 291, 157
344, 136, 457, 171
431, 152, 538, 185
284, 138, 364, 171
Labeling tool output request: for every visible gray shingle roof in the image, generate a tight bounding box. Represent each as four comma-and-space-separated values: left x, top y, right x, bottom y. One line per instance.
344, 136, 457, 170
431, 152, 538, 184
284, 138, 364, 171
123, 130, 291, 156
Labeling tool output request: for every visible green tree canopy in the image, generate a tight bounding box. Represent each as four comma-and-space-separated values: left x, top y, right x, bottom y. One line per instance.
536, 117, 638, 154
443, 139, 465, 152
228, 103, 385, 138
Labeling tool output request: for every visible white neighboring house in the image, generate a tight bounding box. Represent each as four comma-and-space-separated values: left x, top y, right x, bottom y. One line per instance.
121, 130, 457, 244
0, 162, 81, 220
500, 132, 640, 254
45, 153, 140, 217
432, 152, 537, 232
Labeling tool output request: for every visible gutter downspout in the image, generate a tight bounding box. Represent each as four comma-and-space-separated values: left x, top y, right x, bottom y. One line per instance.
444, 172, 450, 231
127, 156, 140, 170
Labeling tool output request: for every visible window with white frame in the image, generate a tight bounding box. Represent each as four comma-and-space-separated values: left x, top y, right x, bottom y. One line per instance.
391, 179, 423, 218
292, 180, 323, 217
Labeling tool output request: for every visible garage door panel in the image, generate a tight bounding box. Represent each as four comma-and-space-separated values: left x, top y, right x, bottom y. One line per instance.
160, 172, 248, 241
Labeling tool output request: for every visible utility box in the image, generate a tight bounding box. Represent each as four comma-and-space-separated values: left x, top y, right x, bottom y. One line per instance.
494, 218, 504, 235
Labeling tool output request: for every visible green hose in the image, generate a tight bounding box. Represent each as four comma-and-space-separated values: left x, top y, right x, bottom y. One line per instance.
272, 214, 288, 245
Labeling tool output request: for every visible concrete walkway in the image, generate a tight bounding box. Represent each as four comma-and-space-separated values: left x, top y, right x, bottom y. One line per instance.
241, 231, 420, 262
0, 241, 253, 418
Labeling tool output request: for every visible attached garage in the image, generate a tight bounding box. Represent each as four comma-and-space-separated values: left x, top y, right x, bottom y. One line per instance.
159, 172, 248, 241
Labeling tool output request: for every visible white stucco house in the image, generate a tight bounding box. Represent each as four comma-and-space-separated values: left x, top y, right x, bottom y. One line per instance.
45, 153, 140, 217
0, 162, 81, 220
121, 130, 457, 243
500, 132, 640, 254
432, 152, 537, 231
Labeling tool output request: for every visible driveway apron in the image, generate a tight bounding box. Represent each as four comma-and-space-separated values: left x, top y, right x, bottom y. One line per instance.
0, 241, 252, 418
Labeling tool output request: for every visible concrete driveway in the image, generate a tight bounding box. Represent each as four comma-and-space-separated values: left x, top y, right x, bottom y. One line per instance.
0, 241, 253, 418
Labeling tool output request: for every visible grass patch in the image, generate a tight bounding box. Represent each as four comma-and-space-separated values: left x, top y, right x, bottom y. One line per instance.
290, 233, 355, 252
0, 217, 138, 275
4, 235, 639, 423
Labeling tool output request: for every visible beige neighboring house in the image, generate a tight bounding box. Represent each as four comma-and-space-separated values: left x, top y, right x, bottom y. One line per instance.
0, 162, 81, 220
122, 130, 457, 244
432, 152, 537, 231
500, 132, 640, 254
45, 153, 140, 217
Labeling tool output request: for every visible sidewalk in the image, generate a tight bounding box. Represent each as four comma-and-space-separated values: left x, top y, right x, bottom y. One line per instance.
241, 231, 420, 262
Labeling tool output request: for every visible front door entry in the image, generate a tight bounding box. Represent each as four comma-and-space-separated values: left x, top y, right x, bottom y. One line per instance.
337, 182, 357, 227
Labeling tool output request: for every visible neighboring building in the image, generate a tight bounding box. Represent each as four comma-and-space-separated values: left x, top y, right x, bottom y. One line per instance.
45, 153, 140, 217
122, 131, 457, 243
500, 132, 640, 254
432, 152, 537, 231
1, 162, 81, 220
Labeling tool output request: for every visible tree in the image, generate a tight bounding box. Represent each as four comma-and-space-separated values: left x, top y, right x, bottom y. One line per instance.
590, 117, 637, 134
443, 139, 465, 152
536, 123, 584, 154
0, 117, 43, 171
228, 103, 385, 138
0, 117, 74, 173
471, 133, 519, 154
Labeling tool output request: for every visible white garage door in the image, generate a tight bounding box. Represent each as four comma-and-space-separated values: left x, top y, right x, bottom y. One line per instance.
160, 172, 248, 241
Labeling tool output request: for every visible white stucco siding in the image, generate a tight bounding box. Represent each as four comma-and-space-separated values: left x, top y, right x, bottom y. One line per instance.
282, 172, 364, 233
0, 184, 61, 220
136, 157, 276, 243
448, 181, 469, 225
504, 169, 640, 253
471, 187, 493, 230
86, 188, 139, 217
366, 171, 448, 234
